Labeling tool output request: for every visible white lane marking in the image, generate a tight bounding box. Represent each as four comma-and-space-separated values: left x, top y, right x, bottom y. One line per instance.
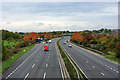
55, 42, 64, 79
46, 64, 48, 68
105, 65, 107, 66
6, 74, 11, 79
92, 66, 95, 68
113, 69, 116, 71
107, 66, 110, 68
62, 41, 88, 78
86, 61, 88, 63
101, 72, 104, 76
116, 71, 119, 73
36, 60, 38, 61
5, 46, 41, 79
43, 72, 46, 79
32, 64, 35, 68
24, 73, 29, 80
110, 68, 112, 70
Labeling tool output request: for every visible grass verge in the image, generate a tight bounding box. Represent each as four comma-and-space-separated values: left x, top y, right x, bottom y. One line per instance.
103, 55, 120, 64
0, 44, 35, 74
71, 41, 120, 64
62, 48, 88, 80
57, 39, 78, 80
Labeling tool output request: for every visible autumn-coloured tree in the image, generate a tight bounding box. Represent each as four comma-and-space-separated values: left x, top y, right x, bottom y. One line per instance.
71, 32, 83, 42
23, 32, 39, 40
116, 42, 120, 58
83, 33, 93, 43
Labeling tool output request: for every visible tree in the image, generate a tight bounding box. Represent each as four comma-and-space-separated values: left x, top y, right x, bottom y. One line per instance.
71, 32, 83, 43
2, 42, 9, 60
116, 42, 120, 58
83, 33, 93, 43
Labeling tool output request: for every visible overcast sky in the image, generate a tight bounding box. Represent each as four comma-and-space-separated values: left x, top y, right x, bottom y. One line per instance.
1, 2, 118, 32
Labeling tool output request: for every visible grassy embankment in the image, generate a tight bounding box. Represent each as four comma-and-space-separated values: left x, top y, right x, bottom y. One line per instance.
71, 41, 120, 64
0, 43, 35, 74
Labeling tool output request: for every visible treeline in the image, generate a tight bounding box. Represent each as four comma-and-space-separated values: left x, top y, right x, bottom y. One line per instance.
2, 30, 21, 41
71, 29, 120, 58
2, 30, 36, 60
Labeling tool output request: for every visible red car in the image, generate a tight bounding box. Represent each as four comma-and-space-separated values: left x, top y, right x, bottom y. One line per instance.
44, 44, 49, 51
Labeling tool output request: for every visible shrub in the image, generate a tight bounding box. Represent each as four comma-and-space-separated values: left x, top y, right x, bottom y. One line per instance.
15, 40, 29, 48
116, 42, 120, 58
90, 40, 97, 44
11, 48, 20, 54
2, 43, 9, 60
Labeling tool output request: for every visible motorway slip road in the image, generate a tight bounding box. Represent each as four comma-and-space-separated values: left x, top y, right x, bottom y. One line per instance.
2, 38, 62, 79
60, 36, 120, 79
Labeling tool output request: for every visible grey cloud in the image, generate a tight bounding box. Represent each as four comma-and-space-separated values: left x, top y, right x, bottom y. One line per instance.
37, 22, 44, 26
6, 22, 11, 24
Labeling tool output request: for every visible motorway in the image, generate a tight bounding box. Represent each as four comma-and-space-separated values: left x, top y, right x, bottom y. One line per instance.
59, 36, 120, 79
2, 38, 63, 79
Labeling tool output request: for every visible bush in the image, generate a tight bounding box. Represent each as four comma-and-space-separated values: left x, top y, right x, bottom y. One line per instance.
116, 42, 120, 58
2, 43, 9, 60
11, 48, 20, 54
90, 40, 97, 44
116, 51, 120, 58
15, 40, 29, 48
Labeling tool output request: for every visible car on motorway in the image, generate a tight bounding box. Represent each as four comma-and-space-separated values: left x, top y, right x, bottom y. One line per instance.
44, 44, 49, 51
63, 42, 66, 44
66, 40, 69, 43
68, 44, 72, 47
49, 40, 52, 43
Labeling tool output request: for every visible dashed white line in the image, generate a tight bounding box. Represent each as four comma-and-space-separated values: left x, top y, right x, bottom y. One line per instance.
43, 72, 46, 79
116, 71, 119, 73
6, 74, 11, 79
36, 60, 38, 61
107, 66, 110, 68
24, 73, 29, 80
105, 65, 107, 66
113, 69, 116, 71
86, 61, 88, 63
92, 66, 95, 68
110, 68, 112, 70
46, 64, 48, 68
5, 46, 42, 79
101, 72, 104, 76
32, 64, 35, 68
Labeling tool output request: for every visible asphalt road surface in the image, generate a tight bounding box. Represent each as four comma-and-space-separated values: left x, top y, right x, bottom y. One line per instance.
60, 36, 120, 79
2, 38, 63, 79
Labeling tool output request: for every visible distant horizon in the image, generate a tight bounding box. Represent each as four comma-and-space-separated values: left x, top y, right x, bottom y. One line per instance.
1, 2, 118, 32
0, 28, 119, 33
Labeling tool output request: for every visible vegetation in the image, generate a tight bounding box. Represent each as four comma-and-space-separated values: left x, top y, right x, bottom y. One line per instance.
2, 30, 36, 61
1, 30, 37, 74
57, 39, 78, 80
71, 28, 120, 63
1, 44, 35, 73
